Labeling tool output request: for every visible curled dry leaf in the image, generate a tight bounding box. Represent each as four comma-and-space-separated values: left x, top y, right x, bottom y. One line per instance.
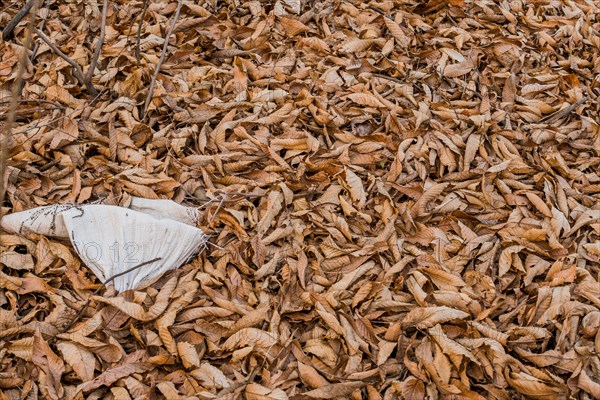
344, 168, 366, 210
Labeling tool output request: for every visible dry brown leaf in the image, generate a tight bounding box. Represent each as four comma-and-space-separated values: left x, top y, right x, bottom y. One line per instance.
32, 331, 65, 400
56, 341, 96, 382
344, 168, 366, 210
412, 183, 449, 217
297, 361, 329, 389
78, 358, 153, 393
303, 382, 365, 399
190, 363, 230, 389
505, 369, 566, 399
402, 306, 470, 329
245, 383, 289, 400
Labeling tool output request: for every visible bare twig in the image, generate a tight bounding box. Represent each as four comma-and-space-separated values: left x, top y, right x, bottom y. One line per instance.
143, 0, 183, 115
0, 98, 64, 108
36, 28, 97, 95
14, 14, 47, 98
372, 73, 403, 84
135, 0, 149, 64
85, 0, 109, 84
1, 0, 36, 40
0, 0, 38, 233
28, 18, 46, 63
367, 4, 386, 15
63, 257, 162, 332
539, 96, 589, 124
208, 196, 226, 225
9, 89, 104, 144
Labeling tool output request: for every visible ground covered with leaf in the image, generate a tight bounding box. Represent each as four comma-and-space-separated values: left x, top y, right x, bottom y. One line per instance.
1, 0, 600, 398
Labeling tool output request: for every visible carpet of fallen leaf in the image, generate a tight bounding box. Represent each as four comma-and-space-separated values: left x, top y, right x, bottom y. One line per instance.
1, 0, 600, 399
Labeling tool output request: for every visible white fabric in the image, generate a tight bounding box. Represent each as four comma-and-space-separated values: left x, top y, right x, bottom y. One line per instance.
1, 199, 207, 292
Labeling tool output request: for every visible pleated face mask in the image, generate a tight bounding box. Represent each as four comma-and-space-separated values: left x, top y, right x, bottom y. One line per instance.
1, 198, 208, 292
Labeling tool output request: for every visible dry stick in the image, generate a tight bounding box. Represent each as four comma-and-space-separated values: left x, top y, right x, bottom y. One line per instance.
25, 20, 44, 78
0, 92, 103, 180
29, 17, 46, 61
207, 196, 226, 225
539, 96, 589, 124
142, 0, 183, 116
10, 89, 104, 146
0, 0, 38, 231
15, 16, 46, 98
1, 0, 36, 40
63, 256, 162, 332
135, 0, 149, 64
0, 98, 64, 108
36, 28, 97, 95
85, 0, 109, 85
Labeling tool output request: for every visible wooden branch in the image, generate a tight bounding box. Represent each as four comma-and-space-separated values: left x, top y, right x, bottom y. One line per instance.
36, 28, 97, 95
1, 0, 36, 40
143, 0, 183, 115
28, 19, 46, 63
0, 98, 65, 108
85, 0, 109, 83
539, 96, 589, 124
11, 90, 103, 138
135, 0, 149, 64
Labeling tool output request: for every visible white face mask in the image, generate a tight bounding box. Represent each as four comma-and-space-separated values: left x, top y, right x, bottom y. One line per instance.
1, 198, 207, 293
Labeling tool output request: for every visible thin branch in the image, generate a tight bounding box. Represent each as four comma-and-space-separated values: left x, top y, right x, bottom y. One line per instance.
1, 0, 36, 40
207, 196, 226, 225
372, 73, 403, 84
36, 28, 97, 95
85, 0, 108, 83
28, 18, 46, 63
9, 89, 104, 146
0, 0, 38, 232
0, 93, 103, 179
143, 0, 183, 116
63, 257, 162, 332
35, 29, 85, 81
0, 98, 65, 108
539, 96, 589, 124
15, 13, 47, 98
136, 0, 149, 64
367, 4, 386, 15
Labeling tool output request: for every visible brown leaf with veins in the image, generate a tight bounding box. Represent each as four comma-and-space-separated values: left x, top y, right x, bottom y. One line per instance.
32, 331, 65, 400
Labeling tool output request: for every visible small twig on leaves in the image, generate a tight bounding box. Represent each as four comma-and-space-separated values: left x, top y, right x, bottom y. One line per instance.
135, 0, 149, 64
143, 0, 183, 116
1, 0, 38, 234
28, 19, 46, 62
206, 240, 225, 250
367, 4, 386, 15
10, 89, 104, 146
207, 196, 226, 225
539, 96, 588, 124
63, 257, 162, 332
1, 0, 36, 40
85, 0, 109, 83
36, 28, 98, 95
0, 98, 64, 108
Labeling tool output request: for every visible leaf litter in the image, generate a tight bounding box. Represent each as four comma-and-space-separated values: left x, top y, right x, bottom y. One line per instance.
1, 0, 600, 399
